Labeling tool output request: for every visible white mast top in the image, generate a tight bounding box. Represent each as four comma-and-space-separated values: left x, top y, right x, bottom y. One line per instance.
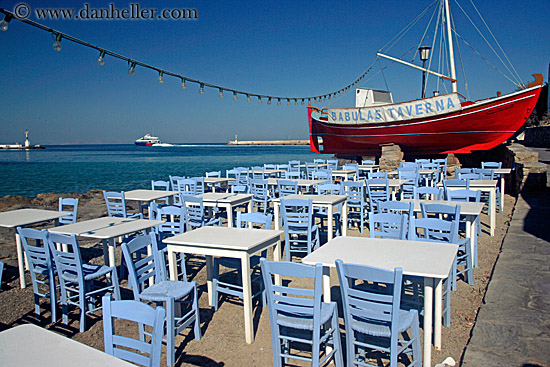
445, 0, 458, 93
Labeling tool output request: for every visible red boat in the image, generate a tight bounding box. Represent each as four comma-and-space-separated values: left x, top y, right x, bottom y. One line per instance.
307, 0, 544, 156
309, 84, 542, 156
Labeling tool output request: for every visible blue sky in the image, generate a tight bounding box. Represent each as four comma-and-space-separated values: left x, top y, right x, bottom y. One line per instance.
1, 0, 548, 144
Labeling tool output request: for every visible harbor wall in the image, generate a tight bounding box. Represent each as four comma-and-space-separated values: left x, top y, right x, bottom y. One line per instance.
227, 139, 310, 146
524, 126, 550, 147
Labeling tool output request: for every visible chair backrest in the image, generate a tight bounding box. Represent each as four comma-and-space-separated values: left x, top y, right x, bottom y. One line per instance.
414, 202, 460, 243
443, 179, 470, 192
415, 158, 431, 165
205, 171, 221, 178
47, 232, 85, 286
155, 205, 185, 239
459, 173, 481, 180
341, 180, 366, 205
169, 175, 186, 191
103, 191, 128, 217
305, 162, 318, 179
313, 159, 326, 165
317, 183, 341, 195
446, 189, 481, 202
231, 184, 248, 193
280, 198, 314, 233
251, 166, 265, 180
378, 200, 413, 215
455, 168, 474, 179
236, 169, 250, 186
59, 197, 78, 224
326, 159, 338, 170
343, 163, 359, 178
181, 195, 206, 230
413, 186, 444, 200
176, 178, 197, 195
151, 180, 170, 205
250, 178, 270, 202
368, 171, 388, 179
102, 294, 165, 367
336, 260, 403, 348
481, 161, 502, 169
312, 169, 331, 182
284, 170, 301, 180
236, 211, 273, 229
261, 258, 323, 331
366, 178, 389, 207
288, 160, 301, 173
190, 177, 205, 194
276, 163, 289, 171
17, 227, 53, 281
362, 159, 376, 165
264, 163, 277, 170
277, 179, 298, 197
400, 162, 418, 170
398, 170, 418, 199
368, 211, 408, 239
473, 168, 495, 180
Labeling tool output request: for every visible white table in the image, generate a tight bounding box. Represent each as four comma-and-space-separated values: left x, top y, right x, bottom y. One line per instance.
494, 168, 511, 211
366, 178, 410, 200
331, 169, 357, 181
204, 177, 233, 192
124, 189, 179, 215
49, 216, 163, 268
442, 179, 497, 236
199, 193, 253, 227
164, 226, 283, 344
0, 208, 70, 288
358, 164, 379, 176
0, 324, 133, 366
302, 236, 458, 367
266, 178, 327, 193
272, 194, 348, 242
404, 198, 484, 267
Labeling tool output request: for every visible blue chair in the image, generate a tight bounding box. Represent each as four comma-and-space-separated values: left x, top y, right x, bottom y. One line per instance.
205, 171, 223, 192
433, 158, 448, 182
366, 178, 390, 212
442, 179, 470, 198
455, 168, 474, 178
413, 186, 444, 200
277, 179, 298, 197
368, 211, 408, 239
341, 181, 369, 233
250, 179, 272, 214
17, 227, 57, 322
102, 294, 165, 367
314, 183, 342, 237
261, 259, 343, 367
236, 169, 250, 186
305, 162, 318, 180
362, 159, 376, 165
368, 171, 388, 179
122, 232, 201, 367
335, 260, 421, 367
415, 158, 431, 165
251, 166, 265, 180
189, 177, 206, 195
312, 169, 332, 183
459, 173, 482, 180
151, 180, 171, 206
481, 162, 503, 212
103, 191, 143, 219
155, 205, 187, 281
326, 159, 338, 170
288, 160, 301, 177
175, 179, 197, 196
283, 170, 301, 180
398, 169, 418, 199
343, 163, 359, 178
58, 197, 78, 225
181, 195, 221, 231
400, 161, 418, 170
47, 232, 120, 332
211, 212, 272, 311
280, 198, 320, 260
169, 176, 186, 205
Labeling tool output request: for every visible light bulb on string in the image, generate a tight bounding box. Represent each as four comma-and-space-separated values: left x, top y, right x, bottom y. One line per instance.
52, 33, 62, 51
0, 14, 12, 31
128, 62, 136, 75
233, 92, 238, 100
295, 99, 298, 105
258, 97, 262, 104
219, 88, 224, 98
200, 84, 205, 94
158, 71, 164, 84
180, 78, 187, 89
301, 99, 305, 105
277, 98, 281, 106
267, 98, 272, 105
287, 99, 291, 106
96, 50, 105, 66
247, 94, 251, 103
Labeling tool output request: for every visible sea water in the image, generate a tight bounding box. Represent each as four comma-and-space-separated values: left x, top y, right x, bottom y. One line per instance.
0, 144, 332, 197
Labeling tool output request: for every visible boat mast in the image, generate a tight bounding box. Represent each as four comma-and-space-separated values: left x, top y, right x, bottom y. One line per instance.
444, 0, 458, 93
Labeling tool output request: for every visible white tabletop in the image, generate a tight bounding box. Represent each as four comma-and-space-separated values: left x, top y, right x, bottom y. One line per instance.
403, 199, 484, 216
49, 216, 164, 239
200, 192, 253, 203
0, 208, 70, 228
204, 177, 233, 184
267, 178, 327, 187
0, 324, 133, 366
442, 179, 497, 188
273, 194, 347, 205
302, 236, 457, 279
163, 226, 283, 251
124, 189, 179, 202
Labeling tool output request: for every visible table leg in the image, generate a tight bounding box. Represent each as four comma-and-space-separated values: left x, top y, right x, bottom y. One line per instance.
322, 267, 331, 303
274, 202, 281, 231
15, 232, 26, 289
500, 176, 505, 211
273, 239, 282, 286
206, 255, 214, 307
241, 254, 254, 344
423, 278, 433, 367
327, 204, 334, 241
341, 201, 348, 237
107, 238, 116, 268
434, 278, 443, 350
225, 204, 233, 228
489, 188, 495, 236
167, 247, 177, 280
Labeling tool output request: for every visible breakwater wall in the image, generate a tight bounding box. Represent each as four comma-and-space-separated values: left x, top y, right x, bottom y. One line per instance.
227, 139, 310, 146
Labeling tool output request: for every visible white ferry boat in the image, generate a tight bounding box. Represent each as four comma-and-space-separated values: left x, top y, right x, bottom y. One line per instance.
135, 134, 161, 146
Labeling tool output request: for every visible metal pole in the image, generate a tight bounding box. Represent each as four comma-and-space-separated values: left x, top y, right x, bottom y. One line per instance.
422, 60, 427, 98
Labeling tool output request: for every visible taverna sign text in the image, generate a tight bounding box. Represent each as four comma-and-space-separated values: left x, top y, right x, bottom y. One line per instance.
327, 94, 462, 124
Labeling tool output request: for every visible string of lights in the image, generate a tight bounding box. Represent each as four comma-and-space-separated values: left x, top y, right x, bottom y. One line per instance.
0, 8, 374, 106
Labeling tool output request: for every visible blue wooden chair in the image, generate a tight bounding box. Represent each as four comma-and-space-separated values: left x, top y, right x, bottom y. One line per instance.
314, 183, 342, 237
433, 158, 448, 182
305, 162, 318, 180
280, 198, 320, 260
47, 232, 120, 332
368, 211, 408, 240
442, 179, 470, 198
58, 197, 78, 225
250, 179, 272, 214
284, 170, 301, 180
175, 178, 198, 196
155, 205, 187, 281
277, 179, 298, 197
398, 169, 419, 199
326, 159, 338, 170
181, 195, 221, 231
366, 178, 390, 212
122, 232, 201, 367
362, 159, 376, 165
251, 166, 265, 180
313, 158, 326, 165
400, 161, 418, 170
17, 227, 57, 322
288, 160, 301, 178
205, 171, 223, 192
103, 191, 143, 219
341, 180, 369, 232
343, 163, 359, 178
312, 169, 332, 183
261, 259, 343, 367
413, 186, 444, 200
102, 294, 165, 367
481, 162, 503, 212
169, 176, 186, 205
335, 260, 421, 367
211, 212, 272, 311
367, 171, 388, 179
189, 177, 205, 195
454, 168, 474, 178
151, 180, 171, 206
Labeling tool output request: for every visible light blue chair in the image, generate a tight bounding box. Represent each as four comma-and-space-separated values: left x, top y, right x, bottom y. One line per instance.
442, 179, 470, 198
398, 169, 419, 199
250, 179, 272, 214
261, 259, 343, 367
368, 211, 408, 240
277, 179, 298, 197
366, 178, 390, 212
251, 166, 265, 180
58, 197, 78, 225
336, 260, 421, 367
400, 161, 418, 170
367, 171, 388, 179
288, 160, 301, 177
314, 183, 342, 237
169, 176, 186, 205
205, 171, 223, 192
481, 162, 503, 212
343, 163, 359, 178
155, 205, 187, 281
175, 178, 198, 196
103, 191, 143, 219
211, 212, 272, 311
433, 158, 448, 181
362, 159, 376, 165
326, 159, 338, 170
455, 168, 474, 178
305, 162, 318, 180
47, 232, 120, 332
280, 198, 320, 260
341, 180, 369, 232
312, 169, 332, 183
283, 170, 301, 180
413, 186, 444, 200
122, 232, 201, 367
151, 180, 171, 206
181, 195, 221, 231
102, 294, 165, 367
189, 177, 205, 195
17, 227, 57, 322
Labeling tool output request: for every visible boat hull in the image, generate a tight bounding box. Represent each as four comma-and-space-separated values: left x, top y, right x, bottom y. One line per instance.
309, 86, 542, 156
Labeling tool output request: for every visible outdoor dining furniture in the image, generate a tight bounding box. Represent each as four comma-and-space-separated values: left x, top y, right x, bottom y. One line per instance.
272, 194, 348, 242
302, 236, 458, 367
164, 226, 283, 344
280, 197, 320, 260
48, 216, 163, 270
0, 324, 134, 366
124, 189, 179, 215
103, 191, 143, 219
204, 176, 232, 192
267, 178, 327, 194
0, 208, 70, 288
199, 192, 253, 227
331, 169, 357, 181
58, 197, 78, 224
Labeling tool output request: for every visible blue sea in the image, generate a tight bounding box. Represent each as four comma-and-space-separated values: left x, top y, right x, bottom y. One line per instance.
0, 144, 332, 197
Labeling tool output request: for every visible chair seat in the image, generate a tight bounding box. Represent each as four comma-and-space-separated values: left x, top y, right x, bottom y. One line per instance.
277, 301, 336, 330
60, 263, 114, 282
351, 309, 415, 338
139, 280, 195, 302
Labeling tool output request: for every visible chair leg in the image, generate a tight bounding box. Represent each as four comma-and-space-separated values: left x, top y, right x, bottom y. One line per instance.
166, 299, 176, 366
48, 273, 57, 323
192, 283, 201, 340
212, 260, 220, 311
331, 309, 344, 367
411, 311, 422, 366
79, 288, 87, 332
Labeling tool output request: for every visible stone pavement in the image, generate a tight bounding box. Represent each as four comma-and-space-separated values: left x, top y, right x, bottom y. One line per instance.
462, 188, 550, 367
